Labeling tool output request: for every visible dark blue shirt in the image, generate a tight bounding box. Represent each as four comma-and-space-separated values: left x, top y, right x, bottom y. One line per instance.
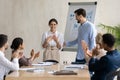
89, 49, 120, 80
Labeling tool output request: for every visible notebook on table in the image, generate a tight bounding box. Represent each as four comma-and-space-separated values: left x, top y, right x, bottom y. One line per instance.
53, 70, 77, 75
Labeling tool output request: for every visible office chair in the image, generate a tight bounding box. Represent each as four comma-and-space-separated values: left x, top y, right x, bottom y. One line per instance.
106, 69, 120, 80
44, 59, 59, 64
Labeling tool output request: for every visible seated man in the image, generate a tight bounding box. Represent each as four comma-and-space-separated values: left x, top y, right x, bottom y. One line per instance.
83, 33, 120, 80
0, 34, 22, 80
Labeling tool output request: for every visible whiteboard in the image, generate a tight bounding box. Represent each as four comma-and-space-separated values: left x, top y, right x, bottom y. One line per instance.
63, 2, 97, 51
64, 2, 97, 41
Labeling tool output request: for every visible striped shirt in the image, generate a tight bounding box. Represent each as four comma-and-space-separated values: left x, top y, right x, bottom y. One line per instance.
66, 21, 97, 60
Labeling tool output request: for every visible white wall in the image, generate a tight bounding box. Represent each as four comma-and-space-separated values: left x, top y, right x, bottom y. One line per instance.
0, 0, 120, 62
60, 51, 77, 64
95, 0, 120, 25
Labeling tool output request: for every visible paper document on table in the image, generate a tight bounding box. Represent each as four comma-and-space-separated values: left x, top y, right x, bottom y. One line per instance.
19, 67, 45, 72
32, 62, 54, 66
19, 67, 36, 71
65, 64, 86, 69
26, 68, 45, 72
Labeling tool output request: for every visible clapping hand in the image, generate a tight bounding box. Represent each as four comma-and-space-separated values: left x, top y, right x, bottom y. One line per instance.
34, 51, 40, 59
81, 40, 101, 58
46, 36, 53, 43
92, 44, 101, 56
52, 35, 58, 42
30, 49, 35, 57
81, 40, 92, 57
30, 49, 40, 60
12, 50, 23, 59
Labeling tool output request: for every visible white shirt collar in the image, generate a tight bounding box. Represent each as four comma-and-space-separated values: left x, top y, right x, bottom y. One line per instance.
48, 31, 58, 35
0, 50, 5, 56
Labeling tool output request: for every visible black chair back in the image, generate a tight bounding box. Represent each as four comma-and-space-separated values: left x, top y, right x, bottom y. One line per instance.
106, 69, 120, 80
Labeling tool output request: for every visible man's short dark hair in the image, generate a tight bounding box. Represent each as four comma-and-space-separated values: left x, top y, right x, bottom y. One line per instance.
102, 33, 115, 48
0, 34, 8, 48
74, 8, 86, 17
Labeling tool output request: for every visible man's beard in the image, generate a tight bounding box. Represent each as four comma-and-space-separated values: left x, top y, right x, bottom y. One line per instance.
77, 20, 80, 23
77, 20, 81, 23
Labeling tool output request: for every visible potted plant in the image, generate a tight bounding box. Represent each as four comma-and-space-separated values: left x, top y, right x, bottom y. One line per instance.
98, 24, 120, 49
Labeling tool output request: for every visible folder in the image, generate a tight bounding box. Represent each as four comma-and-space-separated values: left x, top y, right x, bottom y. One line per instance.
53, 70, 77, 75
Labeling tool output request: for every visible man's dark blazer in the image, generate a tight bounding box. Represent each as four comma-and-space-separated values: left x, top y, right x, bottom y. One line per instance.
89, 49, 120, 80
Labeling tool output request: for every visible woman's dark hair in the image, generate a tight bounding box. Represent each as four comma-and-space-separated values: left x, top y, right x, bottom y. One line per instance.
102, 33, 116, 48
48, 18, 58, 25
0, 34, 8, 48
74, 8, 86, 17
11, 37, 23, 50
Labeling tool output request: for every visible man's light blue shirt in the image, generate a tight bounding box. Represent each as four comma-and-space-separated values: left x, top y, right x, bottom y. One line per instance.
66, 21, 97, 60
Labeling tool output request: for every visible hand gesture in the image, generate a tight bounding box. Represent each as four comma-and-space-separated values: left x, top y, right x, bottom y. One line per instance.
52, 35, 58, 43
92, 44, 101, 56
30, 49, 35, 57
19, 52, 24, 59
34, 51, 40, 59
81, 40, 101, 58
81, 40, 92, 57
46, 36, 53, 43
12, 50, 23, 59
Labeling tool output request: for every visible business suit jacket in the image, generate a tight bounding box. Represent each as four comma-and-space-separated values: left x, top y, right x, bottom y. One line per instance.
89, 49, 120, 80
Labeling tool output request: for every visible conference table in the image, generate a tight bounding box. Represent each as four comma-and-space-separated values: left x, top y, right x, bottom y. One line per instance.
5, 64, 90, 80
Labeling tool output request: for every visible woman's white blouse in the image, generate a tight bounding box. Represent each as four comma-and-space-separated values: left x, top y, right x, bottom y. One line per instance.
41, 31, 64, 48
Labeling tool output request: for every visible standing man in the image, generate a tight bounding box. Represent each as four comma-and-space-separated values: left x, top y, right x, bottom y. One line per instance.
0, 34, 22, 80
66, 8, 96, 64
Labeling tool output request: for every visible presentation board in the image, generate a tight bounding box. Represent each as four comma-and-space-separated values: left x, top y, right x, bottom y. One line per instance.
63, 2, 97, 51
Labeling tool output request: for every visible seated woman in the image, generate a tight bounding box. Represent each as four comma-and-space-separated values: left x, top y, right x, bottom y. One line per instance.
41, 18, 64, 62
81, 33, 106, 63
11, 37, 40, 67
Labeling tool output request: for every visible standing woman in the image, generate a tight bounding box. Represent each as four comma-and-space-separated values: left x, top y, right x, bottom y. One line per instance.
41, 18, 64, 62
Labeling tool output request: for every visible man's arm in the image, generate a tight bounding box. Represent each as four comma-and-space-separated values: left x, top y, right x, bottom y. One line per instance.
89, 56, 108, 72
89, 25, 97, 50
0, 55, 19, 71
65, 38, 78, 47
